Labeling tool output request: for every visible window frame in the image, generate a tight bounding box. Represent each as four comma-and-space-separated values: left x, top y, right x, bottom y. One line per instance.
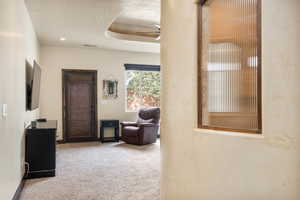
124, 64, 161, 112
197, 0, 262, 134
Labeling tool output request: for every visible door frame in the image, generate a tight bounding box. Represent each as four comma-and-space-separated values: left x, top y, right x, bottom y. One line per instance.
62, 69, 98, 143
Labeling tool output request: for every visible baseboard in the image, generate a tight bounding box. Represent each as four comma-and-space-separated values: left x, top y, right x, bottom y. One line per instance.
12, 176, 25, 200
57, 138, 101, 144
63, 138, 100, 143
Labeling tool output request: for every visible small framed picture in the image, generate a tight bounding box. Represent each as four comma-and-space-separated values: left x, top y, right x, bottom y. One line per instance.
103, 80, 118, 99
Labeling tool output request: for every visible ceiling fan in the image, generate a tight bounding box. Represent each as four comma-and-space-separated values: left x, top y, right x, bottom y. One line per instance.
134, 24, 160, 40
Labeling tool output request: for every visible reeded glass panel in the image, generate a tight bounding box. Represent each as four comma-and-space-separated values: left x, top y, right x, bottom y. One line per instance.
201, 0, 260, 132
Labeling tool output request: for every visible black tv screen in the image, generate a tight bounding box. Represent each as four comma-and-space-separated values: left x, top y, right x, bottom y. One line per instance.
27, 61, 42, 111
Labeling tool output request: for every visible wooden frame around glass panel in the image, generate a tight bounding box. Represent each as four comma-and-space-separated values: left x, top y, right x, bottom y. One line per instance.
198, 0, 262, 134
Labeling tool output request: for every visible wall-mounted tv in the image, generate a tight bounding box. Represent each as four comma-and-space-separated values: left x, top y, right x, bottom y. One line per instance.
26, 61, 42, 111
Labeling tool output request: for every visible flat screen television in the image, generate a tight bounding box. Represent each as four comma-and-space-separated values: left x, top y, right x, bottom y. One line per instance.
26, 61, 42, 111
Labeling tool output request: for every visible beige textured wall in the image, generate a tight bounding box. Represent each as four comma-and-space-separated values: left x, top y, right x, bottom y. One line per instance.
39, 46, 160, 140
161, 0, 300, 199
0, 0, 40, 199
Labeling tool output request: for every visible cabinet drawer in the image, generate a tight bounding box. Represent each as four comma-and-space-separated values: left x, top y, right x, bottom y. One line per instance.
101, 120, 119, 127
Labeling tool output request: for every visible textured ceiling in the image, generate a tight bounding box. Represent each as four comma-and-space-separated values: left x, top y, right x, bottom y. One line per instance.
25, 0, 160, 53
108, 0, 160, 41
115, 0, 160, 27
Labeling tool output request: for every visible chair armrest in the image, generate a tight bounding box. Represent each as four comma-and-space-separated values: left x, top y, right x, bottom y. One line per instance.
121, 121, 138, 127
138, 123, 156, 127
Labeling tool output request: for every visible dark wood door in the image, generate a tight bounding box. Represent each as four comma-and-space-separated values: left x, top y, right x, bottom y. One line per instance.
62, 70, 97, 142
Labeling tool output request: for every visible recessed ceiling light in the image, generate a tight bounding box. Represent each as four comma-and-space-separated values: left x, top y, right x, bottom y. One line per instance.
60, 37, 66, 41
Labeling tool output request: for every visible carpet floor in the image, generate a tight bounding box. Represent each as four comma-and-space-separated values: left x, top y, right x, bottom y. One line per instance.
20, 141, 160, 200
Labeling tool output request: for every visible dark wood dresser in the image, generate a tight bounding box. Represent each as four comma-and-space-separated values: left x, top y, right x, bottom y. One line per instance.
25, 120, 57, 179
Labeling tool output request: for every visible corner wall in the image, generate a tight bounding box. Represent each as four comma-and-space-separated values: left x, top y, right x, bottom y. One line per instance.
161, 0, 300, 199
39, 46, 160, 140
0, 0, 40, 199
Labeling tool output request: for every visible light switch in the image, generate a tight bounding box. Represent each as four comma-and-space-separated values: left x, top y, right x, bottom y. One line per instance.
2, 104, 7, 118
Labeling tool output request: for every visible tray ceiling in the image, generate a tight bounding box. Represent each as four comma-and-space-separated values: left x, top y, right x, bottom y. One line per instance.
25, 0, 160, 53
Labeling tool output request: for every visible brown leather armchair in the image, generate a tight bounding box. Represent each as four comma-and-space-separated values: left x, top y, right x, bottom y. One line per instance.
121, 107, 160, 145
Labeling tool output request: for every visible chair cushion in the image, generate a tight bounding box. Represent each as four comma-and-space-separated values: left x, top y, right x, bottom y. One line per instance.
137, 118, 154, 124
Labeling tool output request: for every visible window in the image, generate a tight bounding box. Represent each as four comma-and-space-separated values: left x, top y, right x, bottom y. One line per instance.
125, 64, 161, 111
198, 0, 261, 133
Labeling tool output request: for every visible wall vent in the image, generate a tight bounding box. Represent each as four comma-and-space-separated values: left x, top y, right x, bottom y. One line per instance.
81, 44, 98, 48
